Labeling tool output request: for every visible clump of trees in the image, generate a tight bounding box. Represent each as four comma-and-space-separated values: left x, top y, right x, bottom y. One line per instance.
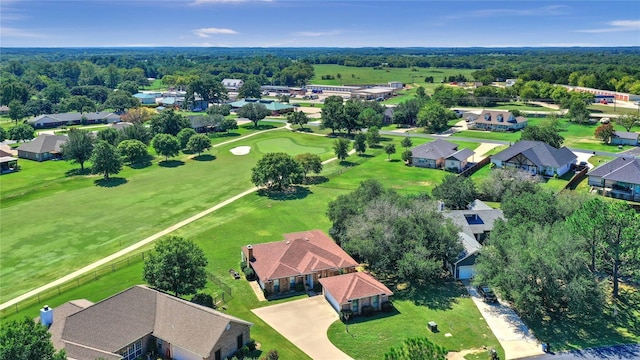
143, 236, 208, 297
327, 180, 461, 283
594, 123, 615, 144
432, 175, 477, 210
0, 317, 67, 360
251, 152, 304, 191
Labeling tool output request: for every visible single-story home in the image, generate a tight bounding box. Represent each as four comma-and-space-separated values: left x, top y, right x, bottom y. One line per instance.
108, 122, 133, 131
222, 79, 244, 91
319, 272, 393, 315
37, 285, 253, 360
0, 105, 9, 114
448, 232, 482, 280
466, 110, 527, 132
133, 93, 159, 105
491, 140, 577, 177
241, 230, 359, 296
588, 157, 640, 202
156, 97, 184, 108
17, 134, 68, 162
410, 139, 475, 172
611, 131, 639, 146
27, 112, 122, 128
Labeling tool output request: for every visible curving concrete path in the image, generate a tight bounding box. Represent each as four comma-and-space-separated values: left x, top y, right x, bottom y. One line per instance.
252, 296, 354, 360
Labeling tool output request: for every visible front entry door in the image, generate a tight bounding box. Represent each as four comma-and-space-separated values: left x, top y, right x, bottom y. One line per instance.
307, 274, 313, 287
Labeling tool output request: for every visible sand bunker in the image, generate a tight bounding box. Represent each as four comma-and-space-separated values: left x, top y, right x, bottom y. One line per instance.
230, 146, 251, 155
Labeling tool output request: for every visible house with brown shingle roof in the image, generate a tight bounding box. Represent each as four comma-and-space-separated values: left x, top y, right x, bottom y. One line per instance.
318, 272, 393, 315
466, 110, 527, 132
37, 286, 252, 360
410, 139, 475, 172
17, 134, 68, 161
241, 230, 359, 296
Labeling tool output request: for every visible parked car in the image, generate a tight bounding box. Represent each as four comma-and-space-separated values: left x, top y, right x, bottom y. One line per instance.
476, 285, 497, 303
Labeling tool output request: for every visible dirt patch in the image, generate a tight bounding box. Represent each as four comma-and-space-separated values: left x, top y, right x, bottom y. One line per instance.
230, 146, 251, 155
447, 348, 486, 360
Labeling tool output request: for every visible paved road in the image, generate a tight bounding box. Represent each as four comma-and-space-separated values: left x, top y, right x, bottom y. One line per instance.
520, 344, 640, 360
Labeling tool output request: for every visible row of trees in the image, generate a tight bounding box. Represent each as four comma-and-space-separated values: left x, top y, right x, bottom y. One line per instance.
251, 152, 323, 190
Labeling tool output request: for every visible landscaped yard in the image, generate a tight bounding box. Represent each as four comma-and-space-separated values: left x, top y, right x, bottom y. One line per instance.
327, 282, 504, 360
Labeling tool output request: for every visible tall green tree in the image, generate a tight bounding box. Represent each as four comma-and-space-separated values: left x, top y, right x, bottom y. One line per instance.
432, 174, 477, 210
401, 136, 413, 150
7, 100, 25, 124
220, 118, 238, 133
343, 99, 363, 134
91, 141, 123, 179
237, 102, 271, 128
358, 107, 383, 128
151, 133, 180, 161
238, 79, 262, 99
186, 134, 212, 156
594, 123, 615, 144
251, 152, 304, 190
416, 101, 453, 133
62, 128, 94, 170
333, 138, 350, 161
501, 186, 561, 225
384, 143, 396, 160
294, 153, 323, 180
615, 114, 638, 132
149, 109, 189, 136
567, 198, 606, 273
8, 123, 34, 142
97, 127, 119, 146
177, 128, 198, 149
520, 122, 565, 148
320, 96, 344, 134
103, 91, 139, 113
117, 139, 149, 165
0, 127, 6, 142
186, 75, 228, 104
353, 133, 367, 155
287, 110, 309, 129
366, 126, 380, 147
0, 317, 67, 360
143, 236, 208, 297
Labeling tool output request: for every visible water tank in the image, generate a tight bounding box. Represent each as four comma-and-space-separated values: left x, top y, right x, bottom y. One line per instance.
40, 305, 53, 328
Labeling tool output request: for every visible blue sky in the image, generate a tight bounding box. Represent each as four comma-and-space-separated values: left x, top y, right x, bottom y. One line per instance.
1, 0, 639, 47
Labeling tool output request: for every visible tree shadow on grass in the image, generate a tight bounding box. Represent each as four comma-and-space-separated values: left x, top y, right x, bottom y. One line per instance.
389, 159, 401, 163
65, 168, 91, 177
358, 154, 374, 158
158, 160, 185, 168
294, 127, 314, 133
242, 123, 276, 131
129, 161, 152, 169
192, 154, 216, 162
392, 281, 464, 311
211, 132, 241, 139
257, 185, 311, 201
339, 160, 359, 167
94, 177, 127, 187
342, 307, 401, 325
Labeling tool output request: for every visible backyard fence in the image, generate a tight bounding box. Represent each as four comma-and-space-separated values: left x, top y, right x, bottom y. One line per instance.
207, 272, 233, 306
562, 166, 589, 192
458, 157, 491, 178
1, 251, 151, 317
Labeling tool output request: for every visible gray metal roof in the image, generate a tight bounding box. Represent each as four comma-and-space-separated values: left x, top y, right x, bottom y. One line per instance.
17, 134, 68, 154
27, 112, 120, 124
589, 157, 640, 184
492, 140, 577, 168
613, 131, 639, 140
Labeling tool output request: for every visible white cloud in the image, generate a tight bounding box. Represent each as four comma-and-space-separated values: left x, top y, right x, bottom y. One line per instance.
295, 30, 340, 37
447, 4, 568, 19
0, 27, 44, 38
192, 27, 238, 37
576, 20, 640, 33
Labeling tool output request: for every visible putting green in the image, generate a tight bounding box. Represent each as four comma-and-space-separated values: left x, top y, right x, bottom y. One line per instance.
255, 137, 327, 155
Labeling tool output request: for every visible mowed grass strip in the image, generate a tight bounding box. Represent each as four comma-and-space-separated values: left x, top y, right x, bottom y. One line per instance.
0, 130, 336, 303
311, 64, 476, 86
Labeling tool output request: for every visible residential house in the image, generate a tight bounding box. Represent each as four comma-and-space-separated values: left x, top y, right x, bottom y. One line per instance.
156, 97, 184, 108
222, 79, 244, 91
466, 110, 528, 132
188, 115, 213, 133
108, 122, 133, 131
0, 149, 18, 174
410, 139, 475, 172
133, 93, 159, 105
27, 112, 121, 128
319, 272, 393, 315
491, 140, 577, 177
17, 134, 68, 161
442, 200, 504, 279
241, 230, 358, 296
38, 285, 253, 360
611, 131, 639, 146
588, 157, 640, 202
0, 105, 9, 114
383, 107, 394, 124
230, 99, 294, 116
505, 79, 517, 87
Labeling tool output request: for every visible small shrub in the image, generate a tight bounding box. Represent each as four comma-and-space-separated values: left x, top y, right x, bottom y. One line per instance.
243, 267, 256, 280
190, 293, 215, 308
240, 261, 248, 271
313, 282, 322, 293
241, 345, 250, 355
340, 309, 353, 321
381, 301, 394, 313
490, 162, 496, 169
295, 283, 305, 292
361, 305, 375, 317
247, 339, 257, 351
262, 349, 279, 360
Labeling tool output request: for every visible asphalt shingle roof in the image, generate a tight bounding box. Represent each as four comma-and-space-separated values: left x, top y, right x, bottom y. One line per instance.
411, 139, 459, 160
491, 140, 577, 168
613, 131, 639, 141
318, 272, 393, 305
589, 157, 640, 184
442, 200, 505, 239
17, 134, 68, 154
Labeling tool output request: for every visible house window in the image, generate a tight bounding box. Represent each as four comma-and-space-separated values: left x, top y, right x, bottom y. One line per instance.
372, 295, 379, 309
237, 334, 243, 350
273, 280, 280, 293
121, 340, 143, 360
351, 299, 359, 313
215, 349, 222, 360
290, 276, 296, 288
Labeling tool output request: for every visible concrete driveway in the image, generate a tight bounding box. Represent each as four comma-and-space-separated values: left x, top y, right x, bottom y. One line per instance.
252, 296, 354, 360
465, 282, 544, 359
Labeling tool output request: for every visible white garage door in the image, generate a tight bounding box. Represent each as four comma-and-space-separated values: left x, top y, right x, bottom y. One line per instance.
171, 345, 200, 360
458, 265, 475, 280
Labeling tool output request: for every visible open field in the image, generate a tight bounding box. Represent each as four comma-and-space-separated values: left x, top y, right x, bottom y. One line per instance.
589, 104, 640, 116
327, 282, 504, 360
311, 64, 476, 86
0, 127, 335, 303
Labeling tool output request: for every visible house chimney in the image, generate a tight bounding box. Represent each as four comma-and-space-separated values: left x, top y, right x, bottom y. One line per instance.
40, 305, 53, 328
246, 245, 254, 261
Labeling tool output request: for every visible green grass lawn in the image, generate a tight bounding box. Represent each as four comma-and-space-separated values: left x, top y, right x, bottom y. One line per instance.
589, 104, 640, 116
311, 65, 476, 86
0, 128, 336, 303
140, 79, 166, 91
327, 282, 504, 360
